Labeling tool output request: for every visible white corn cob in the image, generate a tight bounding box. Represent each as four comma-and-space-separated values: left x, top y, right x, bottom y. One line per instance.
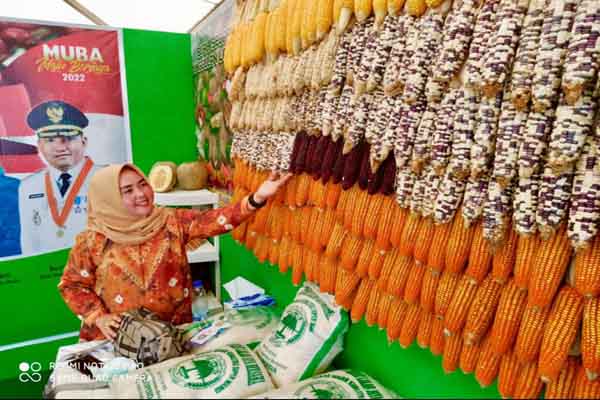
470, 91, 503, 179
396, 16, 424, 97
396, 165, 417, 208
365, 89, 386, 145
348, 20, 372, 85
230, 67, 247, 102
462, 176, 490, 228
530, 0, 578, 113
411, 101, 439, 174
322, 87, 340, 136
330, 26, 353, 94
410, 171, 428, 214
367, 15, 399, 92
355, 18, 380, 96
343, 92, 373, 154
371, 95, 402, 172
430, 84, 460, 175
568, 133, 600, 250
518, 108, 556, 179
332, 82, 354, 141
479, 0, 530, 98
303, 45, 319, 89
449, 86, 479, 179
422, 164, 442, 218
511, 0, 547, 110
434, 168, 467, 224
383, 15, 414, 96
483, 179, 515, 246
536, 162, 574, 238
561, 0, 600, 105
394, 95, 427, 169
321, 30, 341, 86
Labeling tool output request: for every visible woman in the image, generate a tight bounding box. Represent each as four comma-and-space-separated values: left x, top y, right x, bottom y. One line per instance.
58, 163, 289, 341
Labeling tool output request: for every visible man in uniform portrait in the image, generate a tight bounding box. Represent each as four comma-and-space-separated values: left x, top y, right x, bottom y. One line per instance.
18, 100, 103, 255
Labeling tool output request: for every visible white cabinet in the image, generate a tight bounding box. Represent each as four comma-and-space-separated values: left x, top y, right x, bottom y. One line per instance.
154, 189, 221, 301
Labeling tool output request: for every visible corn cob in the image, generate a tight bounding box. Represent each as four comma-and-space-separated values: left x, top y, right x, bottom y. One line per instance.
303, 247, 318, 282
387, 0, 406, 16
341, 140, 367, 189
406, 0, 427, 17
387, 298, 409, 342
388, 205, 407, 248
319, 208, 338, 249
417, 311, 433, 349
330, 29, 352, 94
569, 135, 600, 251
518, 110, 555, 180
583, 297, 600, 380
410, 217, 433, 265
539, 285, 585, 383
574, 362, 600, 398
245, 228, 259, 250
430, 316, 446, 355
377, 249, 399, 290
434, 271, 461, 319
430, 86, 459, 174
444, 211, 476, 273
324, 223, 345, 261
462, 178, 489, 229
497, 351, 521, 398
386, 255, 413, 298
362, 193, 385, 239
376, 196, 398, 251
367, 15, 398, 91
514, 304, 550, 364
319, 256, 338, 294
399, 302, 421, 348
459, 340, 481, 375
350, 190, 371, 237
573, 236, 600, 300
562, 0, 600, 105
531, 0, 578, 113
403, 261, 426, 304
356, 239, 376, 277
463, 277, 503, 345
471, 92, 504, 180
354, 0, 373, 23
340, 234, 364, 271
536, 166, 574, 239
372, 0, 387, 29
346, 20, 371, 87
546, 356, 579, 399
395, 98, 427, 171
411, 103, 438, 175
448, 86, 479, 180
354, 29, 379, 97
395, 166, 416, 209
483, 179, 515, 247
513, 233, 539, 289
343, 186, 361, 230
444, 275, 478, 336
253, 234, 267, 262
392, 17, 423, 98
316, 0, 334, 41
419, 267, 440, 314
302, 0, 319, 49
512, 361, 544, 398
278, 236, 292, 273
474, 335, 502, 388
365, 284, 382, 326
335, 267, 361, 305
464, 0, 501, 89
336, 0, 355, 33
426, 222, 452, 272
335, 186, 350, 222
367, 247, 387, 280
377, 292, 395, 329
268, 238, 281, 265
382, 15, 413, 96
351, 278, 374, 322
325, 181, 343, 210
488, 279, 527, 355
299, 206, 315, 245
528, 223, 572, 308
321, 31, 341, 86
398, 213, 420, 257
442, 333, 463, 374
491, 226, 518, 284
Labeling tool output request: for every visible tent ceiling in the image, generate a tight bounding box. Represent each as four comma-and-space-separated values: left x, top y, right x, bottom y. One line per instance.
1, 0, 217, 33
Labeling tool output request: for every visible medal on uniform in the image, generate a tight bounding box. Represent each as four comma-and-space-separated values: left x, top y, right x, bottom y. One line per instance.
45, 157, 93, 235
33, 210, 42, 226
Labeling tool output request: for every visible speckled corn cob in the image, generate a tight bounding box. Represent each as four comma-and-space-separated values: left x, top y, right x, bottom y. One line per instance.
395, 166, 416, 209
383, 16, 418, 96
354, 19, 379, 96
369, 95, 396, 173
395, 97, 427, 171
483, 179, 514, 246
347, 20, 371, 85
449, 86, 478, 180
471, 92, 503, 179
536, 166, 574, 239
330, 27, 353, 94
434, 170, 467, 225
462, 177, 489, 228
367, 15, 399, 92
464, 0, 501, 89
332, 83, 354, 142
411, 102, 439, 175
430, 86, 459, 175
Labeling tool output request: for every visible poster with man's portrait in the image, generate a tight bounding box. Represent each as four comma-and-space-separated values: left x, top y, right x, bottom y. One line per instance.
0, 18, 132, 259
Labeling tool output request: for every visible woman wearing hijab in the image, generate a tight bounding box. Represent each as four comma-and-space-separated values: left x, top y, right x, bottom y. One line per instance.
58, 163, 290, 341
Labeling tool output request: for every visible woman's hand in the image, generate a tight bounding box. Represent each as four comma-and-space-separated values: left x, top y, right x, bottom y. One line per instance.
94, 313, 122, 341
253, 171, 293, 204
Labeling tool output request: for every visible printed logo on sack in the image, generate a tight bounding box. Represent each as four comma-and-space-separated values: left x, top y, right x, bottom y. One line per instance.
18, 362, 42, 383
169, 350, 239, 392
270, 306, 307, 347
293, 380, 350, 399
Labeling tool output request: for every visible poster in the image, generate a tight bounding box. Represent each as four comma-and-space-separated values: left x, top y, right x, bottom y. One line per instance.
0, 18, 131, 260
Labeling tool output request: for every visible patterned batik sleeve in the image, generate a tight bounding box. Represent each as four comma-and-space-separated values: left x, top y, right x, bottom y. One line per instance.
58, 232, 108, 326
177, 196, 256, 243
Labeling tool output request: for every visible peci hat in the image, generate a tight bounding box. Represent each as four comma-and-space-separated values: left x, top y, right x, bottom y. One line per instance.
27, 100, 88, 138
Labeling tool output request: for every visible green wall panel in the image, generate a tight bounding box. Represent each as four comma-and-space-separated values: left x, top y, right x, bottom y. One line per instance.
219, 234, 501, 399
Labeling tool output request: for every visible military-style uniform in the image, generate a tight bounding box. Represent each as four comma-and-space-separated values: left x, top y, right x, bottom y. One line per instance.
18, 101, 103, 256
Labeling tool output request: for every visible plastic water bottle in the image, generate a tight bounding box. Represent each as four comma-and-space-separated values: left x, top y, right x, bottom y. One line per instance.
191, 280, 208, 321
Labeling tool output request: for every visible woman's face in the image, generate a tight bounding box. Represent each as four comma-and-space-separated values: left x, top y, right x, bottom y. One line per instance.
119, 168, 154, 217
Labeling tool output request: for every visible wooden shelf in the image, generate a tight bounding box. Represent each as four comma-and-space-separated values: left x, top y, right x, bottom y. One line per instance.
154, 189, 219, 207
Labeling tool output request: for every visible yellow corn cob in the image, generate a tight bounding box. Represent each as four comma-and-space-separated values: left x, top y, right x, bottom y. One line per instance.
326, 181, 342, 209
264, 12, 274, 60
414, 218, 435, 266
546, 356, 578, 399
375, 196, 398, 251
574, 363, 600, 399
406, 0, 427, 17
427, 222, 453, 272
434, 271, 461, 319
463, 276, 503, 345
354, 0, 373, 23
281, 206, 292, 238
309, 209, 325, 252
404, 261, 426, 304
279, 236, 291, 273
474, 335, 502, 388
253, 12, 268, 63
351, 278, 375, 322
574, 234, 600, 299
368, 247, 387, 279
583, 297, 600, 381
372, 0, 387, 29
337, 0, 354, 33
240, 23, 251, 68
295, 173, 311, 207
291, 0, 304, 54
316, 0, 334, 40
351, 190, 370, 237
335, 186, 351, 222
424, 0, 444, 7
270, 205, 286, 241
285, 0, 296, 53
365, 285, 381, 326
488, 279, 528, 356
325, 222, 347, 259
275, 0, 288, 53
420, 267, 440, 314
465, 223, 493, 284
245, 229, 258, 250
304, 248, 320, 282
459, 341, 481, 375
344, 186, 361, 230
290, 207, 303, 242
299, 206, 314, 245
255, 235, 270, 263
539, 286, 585, 383
340, 234, 364, 271
497, 351, 520, 399
417, 311, 433, 349
491, 226, 518, 284
430, 317, 446, 355
387, 0, 405, 16
291, 241, 305, 285
444, 275, 478, 335
385, 255, 413, 298
513, 234, 540, 289
302, 0, 318, 48
356, 239, 376, 277
307, 177, 320, 206
335, 268, 361, 306
377, 293, 395, 329
442, 333, 463, 374
232, 221, 248, 243
514, 362, 544, 399
528, 224, 573, 309
333, 0, 343, 23
445, 213, 476, 273
268, 239, 280, 265
284, 175, 297, 207
377, 249, 399, 290
514, 304, 550, 364
223, 34, 233, 74
399, 213, 421, 257
399, 302, 421, 348
250, 201, 272, 235
319, 208, 338, 248
273, 179, 287, 205
319, 257, 338, 294
387, 298, 409, 342
389, 206, 409, 248
363, 193, 385, 240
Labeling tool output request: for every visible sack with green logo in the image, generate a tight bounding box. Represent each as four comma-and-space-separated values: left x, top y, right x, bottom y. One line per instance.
255, 282, 349, 387
249, 369, 399, 399
181, 306, 280, 353
109, 344, 274, 399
